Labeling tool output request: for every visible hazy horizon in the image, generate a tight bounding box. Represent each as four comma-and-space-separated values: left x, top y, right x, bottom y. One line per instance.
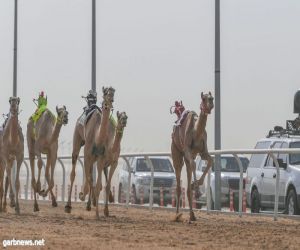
1, 0, 300, 156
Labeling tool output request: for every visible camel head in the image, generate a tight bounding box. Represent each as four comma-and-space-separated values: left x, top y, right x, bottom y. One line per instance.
116, 111, 128, 129
200, 92, 214, 115
9, 96, 20, 116
56, 105, 69, 125
102, 86, 115, 110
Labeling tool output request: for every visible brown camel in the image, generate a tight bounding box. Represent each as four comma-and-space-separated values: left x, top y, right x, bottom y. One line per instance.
171, 92, 214, 221
0, 129, 4, 212
2, 97, 24, 214
64, 93, 114, 213
79, 86, 115, 219
27, 106, 68, 212
102, 111, 128, 217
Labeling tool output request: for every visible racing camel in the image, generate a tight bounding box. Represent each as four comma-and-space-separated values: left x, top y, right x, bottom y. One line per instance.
27, 106, 68, 212
2, 97, 24, 214
102, 111, 128, 217
79, 86, 115, 219
0, 128, 4, 212
64, 90, 114, 213
171, 92, 214, 221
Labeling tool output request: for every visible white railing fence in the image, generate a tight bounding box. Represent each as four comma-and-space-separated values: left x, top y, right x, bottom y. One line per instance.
10, 148, 300, 221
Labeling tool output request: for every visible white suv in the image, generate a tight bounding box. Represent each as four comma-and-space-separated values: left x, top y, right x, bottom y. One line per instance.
245, 133, 300, 215
118, 156, 176, 205
196, 155, 249, 209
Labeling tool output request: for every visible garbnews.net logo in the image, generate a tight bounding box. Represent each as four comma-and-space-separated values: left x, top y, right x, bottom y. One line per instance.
2, 238, 45, 248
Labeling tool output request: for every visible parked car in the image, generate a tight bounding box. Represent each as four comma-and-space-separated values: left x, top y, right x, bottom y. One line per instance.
196, 155, 249, 209
118, 156, 176, 204
245, 129, 300, 215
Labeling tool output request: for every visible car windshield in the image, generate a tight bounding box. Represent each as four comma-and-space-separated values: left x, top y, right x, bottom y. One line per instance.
289, 141, 300, 165
136, 158, 174, 172
199, 157, 249, 173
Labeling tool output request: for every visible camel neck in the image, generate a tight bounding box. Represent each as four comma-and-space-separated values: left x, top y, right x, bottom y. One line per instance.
195, 111, 208, 137
96, 109, 111, 145
5, 114, 19, 145
50, 121, 63, 144
111, 128, 123, 152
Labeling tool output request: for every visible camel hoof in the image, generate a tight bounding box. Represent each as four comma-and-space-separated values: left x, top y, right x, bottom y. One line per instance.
34, 204, 39, 212
10, 200, 16, 208
79, 192, 85, 201
109, 192, 114, 203
104, 206, 109, 217
15, 206, 20, 215
52, 200, 58, 207
64, 204, 72, 213
86, 204, 91, 211
190, 211, 196, 221
172, 213, 184, 222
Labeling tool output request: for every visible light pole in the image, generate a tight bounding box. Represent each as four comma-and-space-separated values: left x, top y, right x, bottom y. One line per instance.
13, 0, 18, 97
92, 0, 97, 184
214, 0, 221, 210
92, 0, 96, 92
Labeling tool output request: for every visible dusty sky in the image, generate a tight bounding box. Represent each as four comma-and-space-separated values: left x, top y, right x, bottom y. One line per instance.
0, 0, 300, 156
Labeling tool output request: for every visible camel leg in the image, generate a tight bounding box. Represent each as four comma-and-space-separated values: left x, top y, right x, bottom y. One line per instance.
15, 156, 23, 214
0, 164, 4, 212
95, 159, 104, 219
104, 166, 114, 203
104, 162, 117, 217
171, 142, 184, 220
65, 137, 82, 213
193, 152, 213, 188
86, 167, 96, 211
49, 153, 57, 207
79, 157, 93, 202
184, 155, 196, 221
28, 153, 39, 212
3, 174, 9, 212
36, 156, 43, 194
9, 170, 15, 208
40, 155, 51, 197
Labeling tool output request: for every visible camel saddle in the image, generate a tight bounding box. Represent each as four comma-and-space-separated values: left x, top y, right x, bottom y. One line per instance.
175, 110, 191, 126
79, 104, 101, 126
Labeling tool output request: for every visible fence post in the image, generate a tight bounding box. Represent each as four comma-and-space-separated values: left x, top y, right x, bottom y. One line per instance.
182, 187, 185, 208
230, 189, 234, 212
172, 188, 175, 207
112, 186, 115, 203
192, 190, 196, 209
160, 187, 164, 207
75, 185, 78, 202
140, 186, 144, 205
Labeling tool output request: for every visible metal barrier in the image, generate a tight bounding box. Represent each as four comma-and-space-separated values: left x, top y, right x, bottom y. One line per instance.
12, 148, 300, 221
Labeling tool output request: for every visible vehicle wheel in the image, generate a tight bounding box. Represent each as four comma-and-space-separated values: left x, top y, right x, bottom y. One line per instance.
251, 188, 260, 213
209, 189, 214, 210
196, 202, 202, 209
285, 189, 299, 215
132, 185, 138, 204
118, 183, 123, 203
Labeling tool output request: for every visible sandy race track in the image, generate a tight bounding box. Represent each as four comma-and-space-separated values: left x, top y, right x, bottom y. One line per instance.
0, 200, 300, 249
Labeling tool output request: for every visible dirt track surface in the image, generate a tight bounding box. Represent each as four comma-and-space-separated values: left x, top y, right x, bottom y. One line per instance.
0, 201, 300, 250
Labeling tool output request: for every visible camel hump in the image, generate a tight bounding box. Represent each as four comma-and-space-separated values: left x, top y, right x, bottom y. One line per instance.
175, 110, 197, 126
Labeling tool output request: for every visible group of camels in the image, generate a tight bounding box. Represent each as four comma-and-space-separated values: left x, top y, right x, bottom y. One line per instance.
0, 87, 214, 221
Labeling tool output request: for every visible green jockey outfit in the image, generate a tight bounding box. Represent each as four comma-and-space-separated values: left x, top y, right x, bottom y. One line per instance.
31, 92, 48, 123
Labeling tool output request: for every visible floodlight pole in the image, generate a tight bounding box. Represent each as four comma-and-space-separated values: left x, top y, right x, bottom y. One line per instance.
13, 0, 18, 97
214, 0, 221, 210
92, 0, 97, 185
92, 0, 96, 92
